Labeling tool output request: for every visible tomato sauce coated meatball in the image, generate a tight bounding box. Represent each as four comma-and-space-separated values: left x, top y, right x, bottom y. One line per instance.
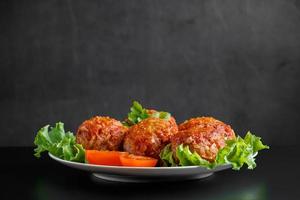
172, 117, 235, 162
123, 117, 178, 159
76, 116, 128, 151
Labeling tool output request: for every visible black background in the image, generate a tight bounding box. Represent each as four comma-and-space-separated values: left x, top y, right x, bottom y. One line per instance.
1, 0, 300, 147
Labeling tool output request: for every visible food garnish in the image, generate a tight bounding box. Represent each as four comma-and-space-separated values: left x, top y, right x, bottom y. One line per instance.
123, 101, 171, 126
86, 150, 127, 166
34, 122, 85, 162
160, 131, 269, 170
120, 154, 158, 167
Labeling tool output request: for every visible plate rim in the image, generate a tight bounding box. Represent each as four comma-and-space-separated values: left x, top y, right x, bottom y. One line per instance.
48, 152, 230, 170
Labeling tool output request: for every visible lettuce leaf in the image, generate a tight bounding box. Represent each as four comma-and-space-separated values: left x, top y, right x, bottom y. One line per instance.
159, 144, 177, 166
34, 122, 85, 162
159, 131, 269, 170
176, 144, 214, 168
123, 101, 171, 126
124, 101, 150, 126
216, 132, 269, 170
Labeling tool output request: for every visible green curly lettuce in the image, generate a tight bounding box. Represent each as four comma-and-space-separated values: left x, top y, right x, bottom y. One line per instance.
159, 131, 269, 170
34, 122, 85, 162
123, 101, 171, 126
159, 144, 177, 166
215, 132, 269, 170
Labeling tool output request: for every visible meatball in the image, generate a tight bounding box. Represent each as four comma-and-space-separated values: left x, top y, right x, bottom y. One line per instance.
178, 117, 229, 131
76, 116, 128, 151
171, 117, 235, 162
123, 117, 178, 158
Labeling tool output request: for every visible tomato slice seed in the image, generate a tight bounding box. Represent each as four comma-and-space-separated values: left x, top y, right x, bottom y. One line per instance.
120, 154, 158, 167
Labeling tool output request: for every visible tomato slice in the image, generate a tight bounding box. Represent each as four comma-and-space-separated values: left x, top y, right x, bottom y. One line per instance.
86, 150, 128, 166
120, 154, 158, 167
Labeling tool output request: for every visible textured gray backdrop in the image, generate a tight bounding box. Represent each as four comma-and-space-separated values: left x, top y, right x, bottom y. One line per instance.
0, 0, 299, 146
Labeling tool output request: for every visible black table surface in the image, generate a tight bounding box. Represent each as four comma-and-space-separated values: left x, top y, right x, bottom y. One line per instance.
2, 146, 299, 200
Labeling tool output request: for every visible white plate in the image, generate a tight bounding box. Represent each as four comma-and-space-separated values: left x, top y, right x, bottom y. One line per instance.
49, 153, 231, 182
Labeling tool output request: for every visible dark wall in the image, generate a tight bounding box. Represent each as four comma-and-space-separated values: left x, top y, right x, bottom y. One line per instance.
1, 0, 300, 146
